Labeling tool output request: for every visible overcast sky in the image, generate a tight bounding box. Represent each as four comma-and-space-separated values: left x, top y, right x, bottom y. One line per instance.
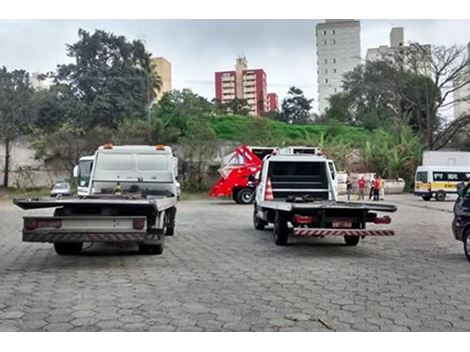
1, 19, 470, 112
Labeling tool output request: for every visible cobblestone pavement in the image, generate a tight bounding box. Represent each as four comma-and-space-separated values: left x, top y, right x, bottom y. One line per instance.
0, 195, 469, 332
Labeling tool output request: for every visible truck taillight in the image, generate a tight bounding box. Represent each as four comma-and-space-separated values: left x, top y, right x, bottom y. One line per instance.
374, 216, 391, 224
294, 215, 314, 224
24, 218, 38, 230
133, 218, 146, 230
24, 219, 61, 230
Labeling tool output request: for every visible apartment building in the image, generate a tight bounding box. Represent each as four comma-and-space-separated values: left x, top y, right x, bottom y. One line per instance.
316, 20, 361, 113
151, 57, 172, 102
215, 57, 276, 116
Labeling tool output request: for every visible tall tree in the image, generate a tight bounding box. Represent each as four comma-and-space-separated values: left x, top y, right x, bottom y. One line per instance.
280, 86, 313, 124
0, 67, 34, 187
53, 28, 160, 128
400, 43, 470, 149
153, 89, 213, 133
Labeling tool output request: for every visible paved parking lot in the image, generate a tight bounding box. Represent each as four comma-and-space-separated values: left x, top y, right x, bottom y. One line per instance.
0, 194, 469, 331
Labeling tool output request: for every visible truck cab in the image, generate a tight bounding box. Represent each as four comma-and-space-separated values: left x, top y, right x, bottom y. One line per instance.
15, 144, 178, 256
253, 154, 396, 247
255, 154, 337, 204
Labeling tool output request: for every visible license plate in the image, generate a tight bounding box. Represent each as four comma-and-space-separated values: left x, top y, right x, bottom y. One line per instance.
332, 220, 352, 228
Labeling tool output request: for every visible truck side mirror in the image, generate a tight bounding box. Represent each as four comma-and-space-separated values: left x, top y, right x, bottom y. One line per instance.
73, 165, 79, 178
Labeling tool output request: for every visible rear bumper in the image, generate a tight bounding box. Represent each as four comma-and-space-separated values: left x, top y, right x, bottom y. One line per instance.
293, 228, 394, 237
22, 231, 150, 243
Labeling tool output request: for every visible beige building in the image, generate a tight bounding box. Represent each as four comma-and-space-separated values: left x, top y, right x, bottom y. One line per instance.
366, 27, 431, 74
151, 57, 172, 102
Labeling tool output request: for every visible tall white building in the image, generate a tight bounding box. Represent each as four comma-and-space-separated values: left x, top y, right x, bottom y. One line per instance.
316, 20, 361, 113
366, 27, 405, 62
366, 27, 431, 74
453, 42, 470, 119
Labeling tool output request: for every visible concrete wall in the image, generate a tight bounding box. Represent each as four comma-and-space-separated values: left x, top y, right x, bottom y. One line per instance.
0, 137, 70, 188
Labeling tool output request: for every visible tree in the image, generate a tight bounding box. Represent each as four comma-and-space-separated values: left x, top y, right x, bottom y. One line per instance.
280, 86, 313, 124
0, 67, 34, 187
153, 89, 213, 133
114, 117, 180, 145
180, 118, 218, 190
399, 43, 470, 149
215, 98, 251, 116
31, 122, 114, 177
52, 28, 159, 128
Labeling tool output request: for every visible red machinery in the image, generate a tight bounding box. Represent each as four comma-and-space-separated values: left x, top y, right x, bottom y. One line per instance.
209, 145, 274, 204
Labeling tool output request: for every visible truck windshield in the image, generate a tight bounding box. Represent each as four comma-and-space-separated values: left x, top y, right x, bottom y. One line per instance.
78, 160, 93, 187
416, 171, 428, 182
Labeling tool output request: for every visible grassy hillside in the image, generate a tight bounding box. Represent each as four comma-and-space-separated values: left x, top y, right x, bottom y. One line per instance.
210, 115, 387, 146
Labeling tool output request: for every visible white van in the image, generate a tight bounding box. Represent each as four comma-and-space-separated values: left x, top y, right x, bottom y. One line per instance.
415, 165, 470, 201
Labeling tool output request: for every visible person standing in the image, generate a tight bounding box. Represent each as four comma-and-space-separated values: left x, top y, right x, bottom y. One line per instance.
373, 174, 381, 201
369, 175, 376, 200
346, 173, 353, 201
358, 175, 366, 200
380, 177, 386, 200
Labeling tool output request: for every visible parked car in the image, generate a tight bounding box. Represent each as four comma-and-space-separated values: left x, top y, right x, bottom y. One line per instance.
452, 183, 470, 261
50, 182, 72, 197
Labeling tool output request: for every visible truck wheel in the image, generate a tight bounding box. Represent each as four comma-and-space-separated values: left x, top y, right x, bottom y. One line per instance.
164, 209, 176, 236
54, 242, 83, 255
253, 207, 267, 230
464, 231, 470, 262
232, 189, 240, 203
421, 194, 432, 201
344, 236, 360, 246
139, 244, 163, 255
237, 188, 254, 204
274, 213, 288, 246
435, 191, 446, 201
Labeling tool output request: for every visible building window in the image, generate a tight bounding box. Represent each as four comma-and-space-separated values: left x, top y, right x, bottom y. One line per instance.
332, 39, 336, 45
325, 69, 328, 74
324, 30, 326, 35
325, 79, 328, 83
334, 88, 337, 92
333, 29, 336, 35
333, 58, 336, 64
333, 68, 337, 73
324, 59, 327, 64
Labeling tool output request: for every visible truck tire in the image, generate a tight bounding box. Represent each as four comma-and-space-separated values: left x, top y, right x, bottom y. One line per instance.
237, 188, 255, 204
253, 207, 267, 230
139, 244, 164, 255
421, 194, 432, 201
164, 208, 176, 236
54, 242, 83, 255
232, 189, 240, 203
464, 231, 470, 262
274, 212, 288, 246
435, 191, 446, 201
344, 236, 360, 246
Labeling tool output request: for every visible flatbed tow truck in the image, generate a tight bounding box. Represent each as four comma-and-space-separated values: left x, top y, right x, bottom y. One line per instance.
14, 144, 178, 255
253, 153, 397, 246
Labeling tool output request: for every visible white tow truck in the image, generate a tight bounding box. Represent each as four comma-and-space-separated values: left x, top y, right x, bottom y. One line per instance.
253, 153, 397, 246
14, 144, 178, 255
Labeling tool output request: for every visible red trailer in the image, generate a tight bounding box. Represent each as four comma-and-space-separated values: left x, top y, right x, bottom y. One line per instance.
209, 145, 275, 204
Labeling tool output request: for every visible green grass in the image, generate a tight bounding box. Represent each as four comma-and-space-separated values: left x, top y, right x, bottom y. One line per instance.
1, 187, 51, 200
210, 115, 381, 146
179, 191, 212, 201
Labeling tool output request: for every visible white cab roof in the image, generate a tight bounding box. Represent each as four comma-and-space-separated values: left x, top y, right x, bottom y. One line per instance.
97, 145, 172, 154
268, 155, 327, 163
